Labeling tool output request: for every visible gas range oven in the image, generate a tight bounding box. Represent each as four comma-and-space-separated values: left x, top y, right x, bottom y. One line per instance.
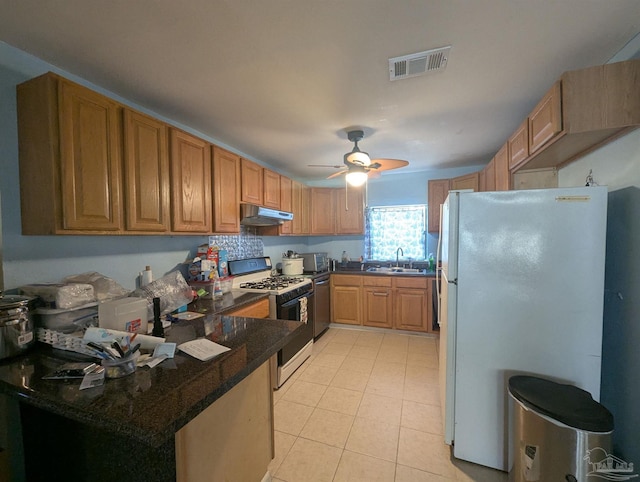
229, 257, 313, 388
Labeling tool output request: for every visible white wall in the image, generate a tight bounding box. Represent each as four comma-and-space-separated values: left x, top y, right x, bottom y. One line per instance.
0, 41, 479, 289
0, 42, 289, 290
558, 129, 640, 191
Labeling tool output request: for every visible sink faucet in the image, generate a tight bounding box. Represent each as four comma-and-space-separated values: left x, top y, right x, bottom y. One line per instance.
396, 247, 404, 267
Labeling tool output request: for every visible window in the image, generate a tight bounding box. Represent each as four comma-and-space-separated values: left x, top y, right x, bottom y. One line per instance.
364, 205, 426, 261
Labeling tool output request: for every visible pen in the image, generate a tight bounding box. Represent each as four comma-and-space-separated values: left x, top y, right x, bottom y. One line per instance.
87, 342, 105, 352
112, 341, 125, 357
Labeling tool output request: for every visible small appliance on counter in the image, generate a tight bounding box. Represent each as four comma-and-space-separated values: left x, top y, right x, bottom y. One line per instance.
0, 293, 36, 360
299, 252, 329, 274
282, 251, 303, 276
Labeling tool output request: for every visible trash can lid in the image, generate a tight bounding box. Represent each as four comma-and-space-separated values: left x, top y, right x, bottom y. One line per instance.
508, 375, 613, 432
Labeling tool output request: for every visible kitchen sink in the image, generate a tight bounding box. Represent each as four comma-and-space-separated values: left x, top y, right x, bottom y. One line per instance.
366, 267, 427, 274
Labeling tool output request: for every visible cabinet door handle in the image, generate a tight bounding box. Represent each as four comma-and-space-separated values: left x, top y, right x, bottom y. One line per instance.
373, 292, 389, 296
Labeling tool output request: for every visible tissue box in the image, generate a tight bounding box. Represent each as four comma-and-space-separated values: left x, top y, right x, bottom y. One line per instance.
98, 297, 148, 334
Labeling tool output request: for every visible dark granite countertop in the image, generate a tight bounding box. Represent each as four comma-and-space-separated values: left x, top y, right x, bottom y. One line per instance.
333, 268, 437, 277
0, 293, 301, 448
202, 290, 270, 314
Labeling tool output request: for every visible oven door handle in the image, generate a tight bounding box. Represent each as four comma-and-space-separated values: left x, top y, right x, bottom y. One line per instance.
280, 289, 315, 308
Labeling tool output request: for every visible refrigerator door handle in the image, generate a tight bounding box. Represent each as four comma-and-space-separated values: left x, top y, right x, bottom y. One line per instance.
436, 203, 444, 325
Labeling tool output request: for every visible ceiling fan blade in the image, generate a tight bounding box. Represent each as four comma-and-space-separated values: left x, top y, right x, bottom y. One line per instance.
327, 170, 348, 179
369, 158, 409, 171
308, 164, 344, 169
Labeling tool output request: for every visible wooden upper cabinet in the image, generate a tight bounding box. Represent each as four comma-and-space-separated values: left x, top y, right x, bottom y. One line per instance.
58, 80, 124, 232
291, 181, 310, 234
17, 73, 124, 234
427, 178, 450, 233
493, 142, 510, 191
169, 129, 212, 233
123, 110, 170, 232
510, 59, 640, 172
336, 187, 364, 234
483, 159, 496, 192
291, 180, 304, 235
508, 119, 529, 170
310, 188, 336, 234
240, 158, 263, 205
212, 146, 241, 233
528, 81, 562, 155
301, 185, 311, 234
478, 168, 486, 192
450, 172, 479, 191
263, 169, 281, 209
279, 176, 293, 234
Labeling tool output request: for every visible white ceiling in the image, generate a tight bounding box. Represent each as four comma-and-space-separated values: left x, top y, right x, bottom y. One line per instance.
1, 1, 639, 183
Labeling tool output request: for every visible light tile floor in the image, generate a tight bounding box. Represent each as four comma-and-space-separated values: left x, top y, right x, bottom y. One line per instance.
269, 326, 509, 482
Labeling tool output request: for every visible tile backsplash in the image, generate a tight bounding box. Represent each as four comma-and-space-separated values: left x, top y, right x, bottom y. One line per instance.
208, 227, 264, 260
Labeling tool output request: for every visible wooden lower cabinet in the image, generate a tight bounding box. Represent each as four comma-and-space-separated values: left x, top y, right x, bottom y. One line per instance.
175, 361, 273, 482
331, 274, 435, 333
362, 277, 393, 329
330, 275, 362, 325
394, 277, 432, 332
224, 298, 270, 318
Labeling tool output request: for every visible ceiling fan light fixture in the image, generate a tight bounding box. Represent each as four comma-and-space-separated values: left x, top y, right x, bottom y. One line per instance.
345, 167, 368, 187
345, 149, 371, 166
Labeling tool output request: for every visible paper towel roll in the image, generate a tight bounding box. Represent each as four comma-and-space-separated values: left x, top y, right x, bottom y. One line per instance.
84, 327, 165, 350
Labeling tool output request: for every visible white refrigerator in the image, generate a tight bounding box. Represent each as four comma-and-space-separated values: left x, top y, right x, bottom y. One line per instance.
437, 186, 607, 472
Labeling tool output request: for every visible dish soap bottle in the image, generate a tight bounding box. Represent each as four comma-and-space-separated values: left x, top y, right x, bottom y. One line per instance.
341, 251, 348, 264
428, 253, 435, 271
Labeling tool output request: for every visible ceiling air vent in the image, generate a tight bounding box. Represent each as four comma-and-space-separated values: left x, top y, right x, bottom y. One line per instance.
389, 46, 451, 81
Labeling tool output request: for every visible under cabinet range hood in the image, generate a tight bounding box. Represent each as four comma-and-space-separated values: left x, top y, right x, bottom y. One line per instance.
240, 204, 293, 226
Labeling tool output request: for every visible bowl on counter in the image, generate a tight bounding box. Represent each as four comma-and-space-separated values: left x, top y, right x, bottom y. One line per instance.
102, 353, 138, 378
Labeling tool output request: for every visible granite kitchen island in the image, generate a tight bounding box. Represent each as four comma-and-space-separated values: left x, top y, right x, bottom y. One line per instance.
0, 294, 301, 482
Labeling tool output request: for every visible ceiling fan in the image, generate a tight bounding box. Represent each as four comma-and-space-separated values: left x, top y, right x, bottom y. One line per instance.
309, 129, 409, 186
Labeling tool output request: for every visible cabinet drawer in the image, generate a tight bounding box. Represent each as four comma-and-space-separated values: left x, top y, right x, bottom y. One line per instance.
225, 298, 270, 318
331, 274, 362, 287
363, 276, 392, 287
393, 277, 428, 289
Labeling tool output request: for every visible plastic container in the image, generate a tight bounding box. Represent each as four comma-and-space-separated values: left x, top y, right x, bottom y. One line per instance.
34, 303, 98, 333
98, 297, 148, 334
102, 353, 138, 378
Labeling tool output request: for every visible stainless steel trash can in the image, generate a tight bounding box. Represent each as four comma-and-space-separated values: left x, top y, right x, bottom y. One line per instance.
508, 375, 613, 482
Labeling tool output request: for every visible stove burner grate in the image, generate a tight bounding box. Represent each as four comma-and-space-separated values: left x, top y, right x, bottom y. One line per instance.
239, 275, 306, 291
